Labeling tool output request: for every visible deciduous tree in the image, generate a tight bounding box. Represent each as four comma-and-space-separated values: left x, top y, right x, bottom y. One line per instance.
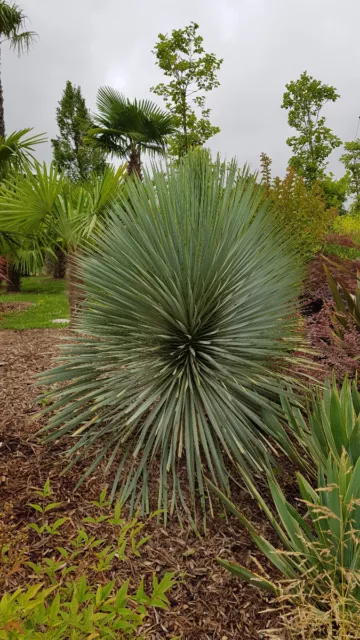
151, 22, 223, 158
340, 140, 360, 214
281, 71, 341, 184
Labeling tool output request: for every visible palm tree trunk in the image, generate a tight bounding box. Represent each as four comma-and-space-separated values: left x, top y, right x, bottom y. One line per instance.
127, 146, 142, 179
0, 45, 5, 138
67, 252, 84, 326
6, 261, 21, 292
53, 246, 67, 279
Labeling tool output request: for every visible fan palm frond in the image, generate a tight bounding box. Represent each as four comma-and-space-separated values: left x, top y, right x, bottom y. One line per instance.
0, 128, 46, 178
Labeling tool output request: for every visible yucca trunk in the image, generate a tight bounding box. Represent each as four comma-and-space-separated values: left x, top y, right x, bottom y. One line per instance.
127, 145, 142, 179
6, 261, 21, 292
67, 252, 84, 326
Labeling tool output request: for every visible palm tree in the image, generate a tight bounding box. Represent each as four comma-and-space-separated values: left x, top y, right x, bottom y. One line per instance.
0, 160, 126, 309
0, 127, 45, 178
0, 2, 37, 137
0, 128, 45, 289
89, 87, 176, 178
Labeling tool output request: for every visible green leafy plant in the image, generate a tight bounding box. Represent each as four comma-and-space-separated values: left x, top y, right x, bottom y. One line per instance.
0, 1, 38, 138
0, 160, 126, 305
210, 377, 360, 636
0, 480, 177, 638
52, 80, 107, 182
281, 71, 341, 184
259, 156, 335, 259
333, 215, 360, 243
323, 242, 360, 261
38, 150, 304, 522
340, 139, 360, 214
89, 88, 176, 178
25, 481, 151, 585
0, 573, 176, 639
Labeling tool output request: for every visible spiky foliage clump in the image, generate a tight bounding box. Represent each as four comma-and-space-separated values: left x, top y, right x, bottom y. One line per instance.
282, 375, 360, 471
211, 453, 360, 637
39, 151, 303, 520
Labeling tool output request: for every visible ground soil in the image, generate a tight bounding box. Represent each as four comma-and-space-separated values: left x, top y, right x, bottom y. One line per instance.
301, 253, 360, 381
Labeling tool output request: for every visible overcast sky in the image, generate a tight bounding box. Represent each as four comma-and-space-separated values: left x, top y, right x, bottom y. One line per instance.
4, 0, 360, 178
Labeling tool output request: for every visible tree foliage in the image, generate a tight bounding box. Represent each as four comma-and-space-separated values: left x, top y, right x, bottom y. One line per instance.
89, 87, 175, 178
281, 71, 341, 184
51, 81, 107, 182
340, 139, 360, 214
151, 22, 223, 158
320, 172, 349, 215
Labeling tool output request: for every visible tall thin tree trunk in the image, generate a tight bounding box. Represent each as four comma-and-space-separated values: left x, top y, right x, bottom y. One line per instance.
0, 45, 5, 139
127, 146, 142, 179
6, 261, 21, 292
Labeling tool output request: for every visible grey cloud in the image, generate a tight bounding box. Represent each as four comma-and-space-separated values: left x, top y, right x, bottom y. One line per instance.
4, 0, 360, 177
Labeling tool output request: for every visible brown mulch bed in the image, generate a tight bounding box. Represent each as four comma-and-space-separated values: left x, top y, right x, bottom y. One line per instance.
0, 329, 281, 639
300, 253, 360, 381
324, 233, 360, 248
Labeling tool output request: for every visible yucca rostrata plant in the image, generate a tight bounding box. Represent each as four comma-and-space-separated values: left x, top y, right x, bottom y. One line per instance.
38, 150, 304, 521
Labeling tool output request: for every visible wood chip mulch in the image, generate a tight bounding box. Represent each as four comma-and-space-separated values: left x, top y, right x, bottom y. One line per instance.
300, 253, 360, 381
0, 328, 281, 639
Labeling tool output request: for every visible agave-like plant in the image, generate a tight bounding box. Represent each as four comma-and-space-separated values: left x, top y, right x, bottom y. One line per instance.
281, 375, 360, 471
211, 453, 360, 608
39, 151, 304, 520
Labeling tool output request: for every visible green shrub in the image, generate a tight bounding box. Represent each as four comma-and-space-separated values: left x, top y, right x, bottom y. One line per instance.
333, 215, 360, 243
260, 155, 336, 259
211, 376, 360, 636
0, 574, 176, 639
39, 150, 304, 521
323, 242, 360, 261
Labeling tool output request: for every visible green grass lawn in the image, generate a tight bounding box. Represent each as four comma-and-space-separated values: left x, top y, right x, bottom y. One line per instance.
0, 276, 69, 330
323, 242, 360, 261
